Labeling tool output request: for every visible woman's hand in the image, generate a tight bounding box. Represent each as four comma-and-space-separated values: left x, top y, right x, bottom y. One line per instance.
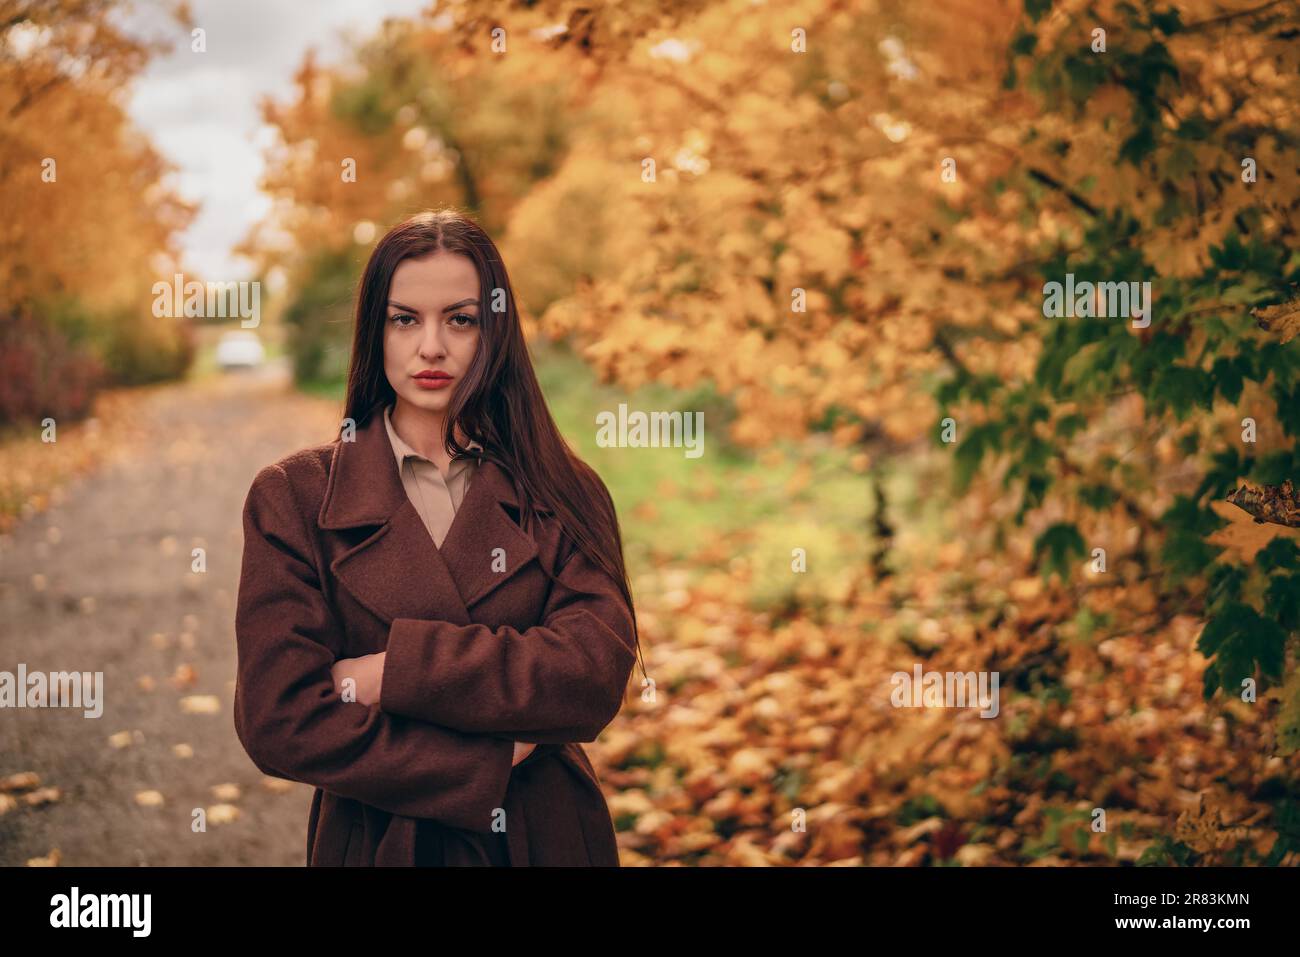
511, 741, 536, 767
330, 652, 386, 706
331, 654, 535, 766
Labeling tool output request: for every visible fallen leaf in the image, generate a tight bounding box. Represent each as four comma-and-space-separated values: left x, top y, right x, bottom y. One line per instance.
1252, 296, 1300, 344
211, 783, 241, 802
179, 695, 220, 714
23, 787, 61, 807
0, 771, 40, 792
206, 803, 240, 825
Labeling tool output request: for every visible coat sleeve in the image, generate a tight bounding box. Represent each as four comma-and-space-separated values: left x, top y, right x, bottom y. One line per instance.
233, 463, 515, 833
379, 497, 638, 744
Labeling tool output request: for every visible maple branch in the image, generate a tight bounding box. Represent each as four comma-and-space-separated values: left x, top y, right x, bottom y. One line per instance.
7, 73, 68, 120
442, 128, 481, 212
931, 326, 973, 380
869, 465, 895, 583
1026, 168, 1099, 217
934, 320, 1027, 345
623, 63, 731, 117
940, 132, 1104, 219
1181, 0, 1291, 31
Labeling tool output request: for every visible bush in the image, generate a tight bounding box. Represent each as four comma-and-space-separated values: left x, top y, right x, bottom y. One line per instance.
41, 295, 196, 387
98, 306, 196, 386
283, 247, 359, 385
0, 306, 105, 429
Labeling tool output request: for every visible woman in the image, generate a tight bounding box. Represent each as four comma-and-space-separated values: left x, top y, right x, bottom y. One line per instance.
233, 208, 642, 866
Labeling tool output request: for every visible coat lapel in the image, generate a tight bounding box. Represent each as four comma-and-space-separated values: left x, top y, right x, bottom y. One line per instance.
318, 401, 541, 627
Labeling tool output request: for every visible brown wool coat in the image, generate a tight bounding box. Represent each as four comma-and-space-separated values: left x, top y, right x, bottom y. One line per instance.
233, 401, 638, 866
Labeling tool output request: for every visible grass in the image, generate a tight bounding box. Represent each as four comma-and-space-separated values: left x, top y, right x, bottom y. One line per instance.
533, 340, 872, 563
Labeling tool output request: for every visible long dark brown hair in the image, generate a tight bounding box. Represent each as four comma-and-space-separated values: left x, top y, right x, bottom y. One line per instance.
342, 208, 642, 678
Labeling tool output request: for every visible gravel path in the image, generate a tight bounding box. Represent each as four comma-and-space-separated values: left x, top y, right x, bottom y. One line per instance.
0, 363, 344, 865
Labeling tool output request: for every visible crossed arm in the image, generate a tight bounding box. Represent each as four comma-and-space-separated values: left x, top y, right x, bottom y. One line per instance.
234, 465, 635, 833
235, 465, 518, 832
331, 523, 638, 746
329, 655, 536, 765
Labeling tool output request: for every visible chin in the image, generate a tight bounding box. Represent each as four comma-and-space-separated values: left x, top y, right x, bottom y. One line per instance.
399, 387, 452, 412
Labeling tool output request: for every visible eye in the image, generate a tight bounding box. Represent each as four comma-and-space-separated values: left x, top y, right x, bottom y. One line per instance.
389, 313, 417, 326
449, 312, 479, 327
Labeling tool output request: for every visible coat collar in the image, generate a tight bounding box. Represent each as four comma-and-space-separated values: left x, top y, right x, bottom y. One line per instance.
381, 401, 482, 477
318, 401, 541, 624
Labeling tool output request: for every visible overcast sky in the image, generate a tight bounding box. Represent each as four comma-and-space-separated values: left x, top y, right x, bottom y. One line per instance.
121, 0, 435, 280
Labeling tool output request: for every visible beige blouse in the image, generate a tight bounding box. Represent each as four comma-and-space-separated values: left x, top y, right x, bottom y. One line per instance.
382, 403, 481, 548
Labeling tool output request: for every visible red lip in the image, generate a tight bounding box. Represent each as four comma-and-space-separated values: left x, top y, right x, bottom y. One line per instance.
413, 370, 454, 391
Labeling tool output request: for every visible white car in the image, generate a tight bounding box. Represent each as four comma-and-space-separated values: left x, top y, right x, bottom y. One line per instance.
215, 330, 265, 369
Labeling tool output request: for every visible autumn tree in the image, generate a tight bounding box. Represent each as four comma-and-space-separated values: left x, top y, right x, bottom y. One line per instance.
0, 0, 196, 421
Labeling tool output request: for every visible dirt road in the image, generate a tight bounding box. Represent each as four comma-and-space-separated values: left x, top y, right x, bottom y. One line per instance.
0, 363, 344, 865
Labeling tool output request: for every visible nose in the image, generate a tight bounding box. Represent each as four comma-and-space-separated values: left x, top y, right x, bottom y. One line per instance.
417, 317, 446, 360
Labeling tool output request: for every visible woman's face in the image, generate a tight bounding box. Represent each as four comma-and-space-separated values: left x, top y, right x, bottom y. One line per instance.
383, 250, 481, 416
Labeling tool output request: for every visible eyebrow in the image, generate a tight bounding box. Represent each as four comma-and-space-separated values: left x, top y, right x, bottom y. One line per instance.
387, 298, 479, 314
